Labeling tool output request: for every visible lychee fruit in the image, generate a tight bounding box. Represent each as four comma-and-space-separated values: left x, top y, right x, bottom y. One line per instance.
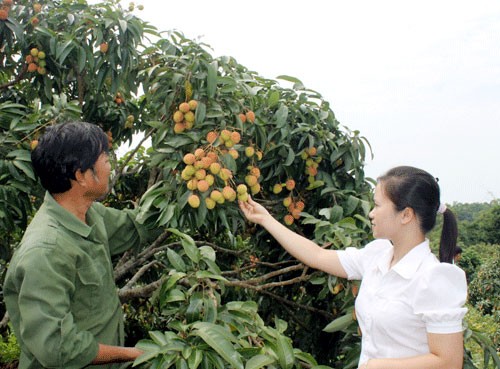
230, 131, 241, 143
184, 111, 195, 123
244, 146, 255, 157
236, 184, 248, 195
285, 179, 296, 191
222, 186, 236, 201
99, 42, 109, 53
206, 131, 218, 144
284, 215, 294, 226
183, 153, 196, 165
179, 102, 190, 113
27, 63, 38, 73
238, 113, 247, 123
250, 183, 261, 195
173, 110, 184, 123
244, 175, 258, 187
188, 99, 198, 111
228, 149, 239, 160
173, 122, 185, 134
210, 190, 225, 204
194, 169, 206, 180
197, 180, 210, 192
272, 184, 283, 194
245, 110, 255, 123
188, 194, 200, 208
205, 197, 216, 209
194, 148, 205, 159
209, 162, 221, 175
186, 179, 198, 191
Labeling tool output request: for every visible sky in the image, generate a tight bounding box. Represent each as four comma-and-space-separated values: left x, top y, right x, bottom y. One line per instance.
127, 0, 500, 204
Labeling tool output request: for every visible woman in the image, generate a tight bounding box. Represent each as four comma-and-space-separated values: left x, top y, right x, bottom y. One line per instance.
239, 166, 467, 369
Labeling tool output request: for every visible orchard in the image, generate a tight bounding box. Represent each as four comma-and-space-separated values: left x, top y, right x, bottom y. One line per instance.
1, 1, 495, 368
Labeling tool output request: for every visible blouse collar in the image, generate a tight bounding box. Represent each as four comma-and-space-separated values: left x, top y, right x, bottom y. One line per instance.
376, 239, 432, 279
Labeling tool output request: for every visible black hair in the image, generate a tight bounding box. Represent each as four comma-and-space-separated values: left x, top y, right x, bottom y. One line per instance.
31, 121, 109, 194
378, 166, 458, 263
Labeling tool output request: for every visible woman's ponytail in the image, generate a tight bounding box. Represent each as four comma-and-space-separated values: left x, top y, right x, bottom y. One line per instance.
439, 207, 458, 263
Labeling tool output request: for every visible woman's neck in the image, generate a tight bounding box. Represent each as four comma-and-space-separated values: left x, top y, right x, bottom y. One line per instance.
390, 228, 426, 267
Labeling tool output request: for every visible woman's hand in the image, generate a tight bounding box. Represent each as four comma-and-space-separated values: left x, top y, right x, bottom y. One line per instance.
238, 196, 271, 225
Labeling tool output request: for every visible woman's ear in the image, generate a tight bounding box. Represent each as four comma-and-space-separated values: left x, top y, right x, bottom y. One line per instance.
401, 207, 416, 225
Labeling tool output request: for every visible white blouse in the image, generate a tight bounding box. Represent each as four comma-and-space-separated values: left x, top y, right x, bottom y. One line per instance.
337, 239, 467, 364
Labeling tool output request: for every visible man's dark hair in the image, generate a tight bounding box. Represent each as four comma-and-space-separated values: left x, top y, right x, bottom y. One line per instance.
31, 121, 109, 194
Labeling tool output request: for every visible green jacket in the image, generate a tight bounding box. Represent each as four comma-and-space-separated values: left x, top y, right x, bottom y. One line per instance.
4, 192, 149, 369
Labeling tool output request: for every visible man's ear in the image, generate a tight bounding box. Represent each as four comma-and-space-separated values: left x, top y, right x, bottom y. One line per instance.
401, 207, 415, 225
74, 169, 87, 186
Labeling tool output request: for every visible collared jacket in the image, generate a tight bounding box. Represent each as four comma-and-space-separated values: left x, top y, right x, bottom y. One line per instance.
4, 192, 149, 369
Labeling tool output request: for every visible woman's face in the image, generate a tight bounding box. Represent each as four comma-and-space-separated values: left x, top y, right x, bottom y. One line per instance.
369, 183, 402, 240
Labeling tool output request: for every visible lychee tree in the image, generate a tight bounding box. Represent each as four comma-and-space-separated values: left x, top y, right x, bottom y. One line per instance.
1, 1, 492, 368
0, 0, 374, 367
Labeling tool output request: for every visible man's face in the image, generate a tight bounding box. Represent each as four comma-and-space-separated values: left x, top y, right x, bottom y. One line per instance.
86, 152, 111, 200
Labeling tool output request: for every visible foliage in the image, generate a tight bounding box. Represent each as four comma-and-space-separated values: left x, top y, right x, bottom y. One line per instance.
0, 325, 20, 364
468, 248, 500, 318
464, 305, 500, 369
129, 230, 328, 369
457, 243, 497, 282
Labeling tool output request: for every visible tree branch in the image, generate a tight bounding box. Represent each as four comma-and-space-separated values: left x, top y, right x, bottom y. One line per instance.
0, 63, 28, 91
118, 278, 166, 303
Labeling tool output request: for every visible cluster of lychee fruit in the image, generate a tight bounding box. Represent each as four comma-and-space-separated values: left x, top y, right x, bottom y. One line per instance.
173, 100, 198, 134
272, 178, 305, 225
301, 146, 321, 181
25, 47, 47, 75
181, 145, 256, 209
237, 110, 256, 124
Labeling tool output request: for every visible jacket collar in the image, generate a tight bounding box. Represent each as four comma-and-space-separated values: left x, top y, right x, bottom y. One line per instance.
43, 192, 93, 238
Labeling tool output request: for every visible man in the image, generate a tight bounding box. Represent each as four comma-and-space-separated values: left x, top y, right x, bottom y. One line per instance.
4, 122, 148, 368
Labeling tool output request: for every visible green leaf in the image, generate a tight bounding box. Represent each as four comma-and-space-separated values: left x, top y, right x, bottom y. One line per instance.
12, 160, 35, 181
274, 334, 295, 369
323, 313, 354, 333
345, 195, 360, 215
167, 228, 200, 263
276, 75, 305, 89
163, 289, 185, 304
284, 147, 295, 166
77, 46, 86, 73
207, 61, 218, 98
191, 322, 243, 369
57, 39, 75, 64
163, 271, 187, 291
187, 349, 203, 369
274, 105, 288, 128
167, 248, 187, 272
149, 331, 168, 346
267, 90, 280, 107
119, 19, 128, 33
186, 292, 203, 323
245, 354, 275, 369
195, 270, 227, 281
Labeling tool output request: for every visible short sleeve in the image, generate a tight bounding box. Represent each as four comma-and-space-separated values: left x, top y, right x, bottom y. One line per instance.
413, 263, 468, 334
337, 239, 392, 280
